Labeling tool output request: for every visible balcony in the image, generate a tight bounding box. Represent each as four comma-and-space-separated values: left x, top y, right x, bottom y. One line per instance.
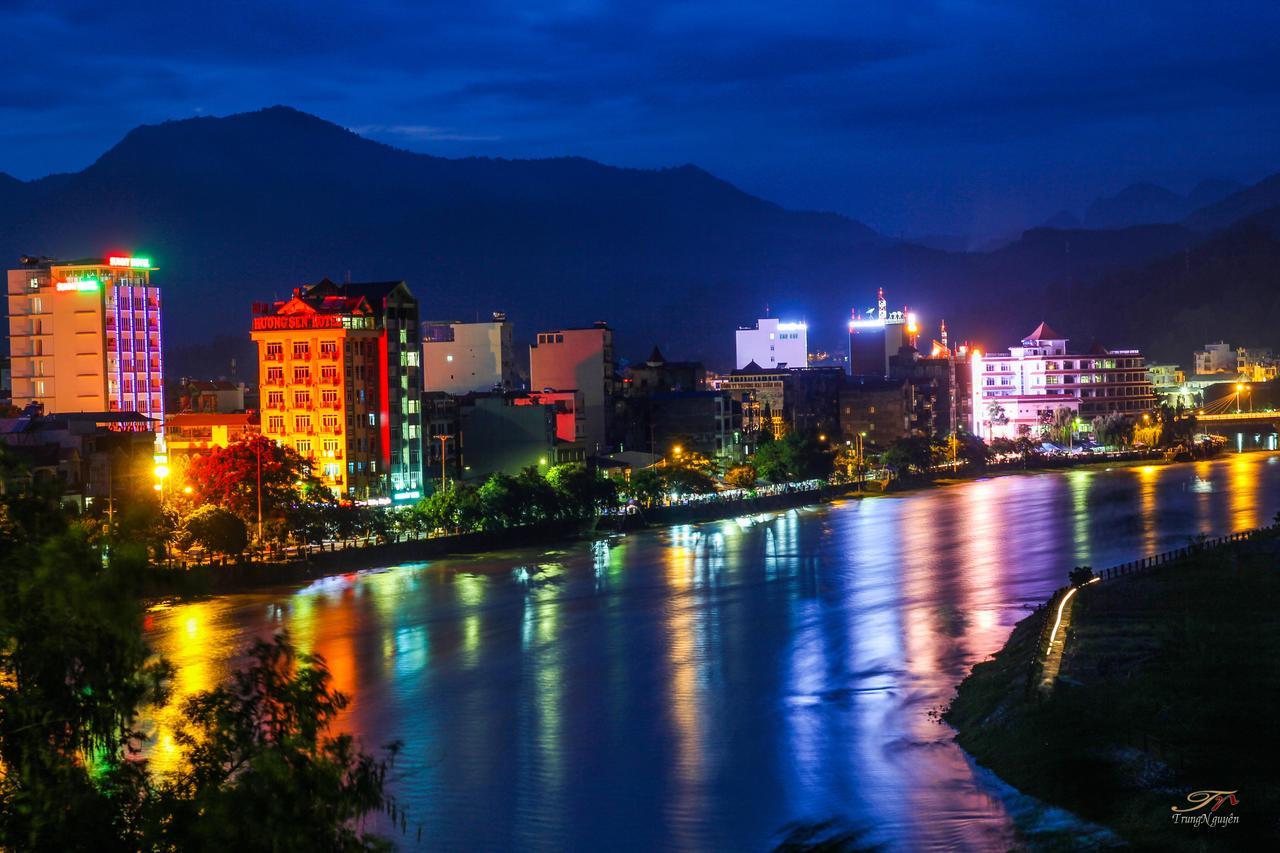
265, 351, 284, 362
319, 349, 340, 361
319, 375, 341, 386
293, 351, 312, 361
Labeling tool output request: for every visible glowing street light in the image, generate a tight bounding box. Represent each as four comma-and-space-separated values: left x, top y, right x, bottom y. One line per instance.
153, 458, 170, 500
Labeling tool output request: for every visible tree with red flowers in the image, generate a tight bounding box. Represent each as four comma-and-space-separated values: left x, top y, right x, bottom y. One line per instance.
184, 437, 332, 541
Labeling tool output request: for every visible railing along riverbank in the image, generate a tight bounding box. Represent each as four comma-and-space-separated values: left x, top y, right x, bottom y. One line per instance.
1027, 522, 1279, 698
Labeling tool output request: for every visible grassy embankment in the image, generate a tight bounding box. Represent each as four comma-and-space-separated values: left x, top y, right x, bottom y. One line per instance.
945, 530, 1280, 850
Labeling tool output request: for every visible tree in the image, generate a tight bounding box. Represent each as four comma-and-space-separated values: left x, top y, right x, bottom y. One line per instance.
1091, 413, 1134, 448
983, 401, 1009, 432
547, 463, 618, 518
664, 465, 716, 495
724, 463, 758, 489
955, 431, 990, 468
624, 468, 667, 507
154, 635, 402, 851
414, 482, 480, 535
1046, 407, 1076, 446
881, 435, 934, 476
183, 506, 249, 557
184, 437, 331, 541
0, 454, 402, 850
752, 433, 834, 483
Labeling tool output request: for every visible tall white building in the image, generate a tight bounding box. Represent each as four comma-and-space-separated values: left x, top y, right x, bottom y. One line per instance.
423, 314, 517, 394
735, 318, 807, 370
7, 255, 165, 424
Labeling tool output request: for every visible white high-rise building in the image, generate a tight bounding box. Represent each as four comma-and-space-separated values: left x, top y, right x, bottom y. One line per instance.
735, 318, 807, 370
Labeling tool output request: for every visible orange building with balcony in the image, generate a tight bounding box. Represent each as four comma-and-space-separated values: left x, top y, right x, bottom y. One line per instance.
251, 288, 387, 499
7, 254, 164, 426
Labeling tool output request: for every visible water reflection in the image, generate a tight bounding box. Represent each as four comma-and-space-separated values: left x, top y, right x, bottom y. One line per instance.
143, 454, 1280, 850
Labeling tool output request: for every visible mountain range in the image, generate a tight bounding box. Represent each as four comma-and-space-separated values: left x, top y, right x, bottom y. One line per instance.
1, 106, 1278, 373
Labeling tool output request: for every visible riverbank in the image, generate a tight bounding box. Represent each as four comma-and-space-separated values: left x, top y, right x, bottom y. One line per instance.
144, 482, 864, 598
145, 451, 1238, 599
945, 528, 1280, 849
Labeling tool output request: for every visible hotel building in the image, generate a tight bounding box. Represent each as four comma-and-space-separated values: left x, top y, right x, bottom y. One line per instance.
7, 255, 164, 426
971, 322, 1156, 440
251, 279, 423, 501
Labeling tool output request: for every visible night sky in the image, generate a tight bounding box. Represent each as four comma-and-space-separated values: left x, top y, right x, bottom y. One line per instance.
4, 0, 1279, 238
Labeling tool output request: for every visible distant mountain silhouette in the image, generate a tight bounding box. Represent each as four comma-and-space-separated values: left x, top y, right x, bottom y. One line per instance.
1080, 179, 1244, 230
1182, 173, 1280, 233
0, 107, 1261, 366
1052, 215, 1280, 363
1041, 210, 1081, 229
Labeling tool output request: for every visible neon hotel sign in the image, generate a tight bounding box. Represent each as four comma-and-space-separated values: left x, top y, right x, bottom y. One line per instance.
252, 314, 344, 331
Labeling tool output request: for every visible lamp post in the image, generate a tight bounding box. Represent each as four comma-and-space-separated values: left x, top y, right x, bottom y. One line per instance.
255, 441, 264, 543
437, 434, 453, 490
1235, 383, 1246, 414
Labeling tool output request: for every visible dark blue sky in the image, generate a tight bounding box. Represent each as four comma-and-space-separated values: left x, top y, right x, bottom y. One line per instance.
4, 0, 1279, 237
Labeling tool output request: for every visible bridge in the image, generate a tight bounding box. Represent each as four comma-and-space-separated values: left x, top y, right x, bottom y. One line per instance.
1194, 410, 1280, 423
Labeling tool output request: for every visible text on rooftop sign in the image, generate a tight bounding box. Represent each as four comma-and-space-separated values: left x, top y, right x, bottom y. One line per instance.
108, 256, 152, 269
252, 314, 344, 331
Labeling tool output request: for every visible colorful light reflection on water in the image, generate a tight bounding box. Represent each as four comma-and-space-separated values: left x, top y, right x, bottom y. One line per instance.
144, 454, 1280, 850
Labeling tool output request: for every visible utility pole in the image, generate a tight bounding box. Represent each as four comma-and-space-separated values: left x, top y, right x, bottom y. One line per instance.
437, 434, 452, 490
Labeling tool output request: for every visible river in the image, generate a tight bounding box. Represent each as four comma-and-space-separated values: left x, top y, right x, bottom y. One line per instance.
144, 454, 1280, 851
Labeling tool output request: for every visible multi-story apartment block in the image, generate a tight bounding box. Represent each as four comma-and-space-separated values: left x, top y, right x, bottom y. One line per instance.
971, 322, 1155, 440
529, 323, 617, 454
251, 278, 423, 501
7, 255, 164, 428
1194, 341, 1236, 375
735, 318, 808, 370
423, 313, 518, 394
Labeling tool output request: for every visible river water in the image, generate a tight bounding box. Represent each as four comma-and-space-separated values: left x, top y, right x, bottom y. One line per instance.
144, 454, 1280, 851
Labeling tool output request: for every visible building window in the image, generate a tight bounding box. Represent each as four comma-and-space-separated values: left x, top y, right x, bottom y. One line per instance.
368, 413, 377, 426
322, 414, 340, 431
293, 342, 310, 359
266, 342, 283, 358
297, 440, 312, 455
294, 390, 311, 407
267, 366, 283, 382
321, 365, 338, 382
320, 340, 338, 356
295, 415, 312, 432
293, 366, 310, 383
322, 389, 339, 406
268, 416, 284, 432
323, 439, 340, 457
267, 391, 284, 407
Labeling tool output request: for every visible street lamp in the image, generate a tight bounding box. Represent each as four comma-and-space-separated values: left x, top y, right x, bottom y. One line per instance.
153, 459, 169, 501
1235, 383, 1246, 414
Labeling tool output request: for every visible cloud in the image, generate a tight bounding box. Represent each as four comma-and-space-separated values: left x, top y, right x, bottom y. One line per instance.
349, 124, 501, 142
